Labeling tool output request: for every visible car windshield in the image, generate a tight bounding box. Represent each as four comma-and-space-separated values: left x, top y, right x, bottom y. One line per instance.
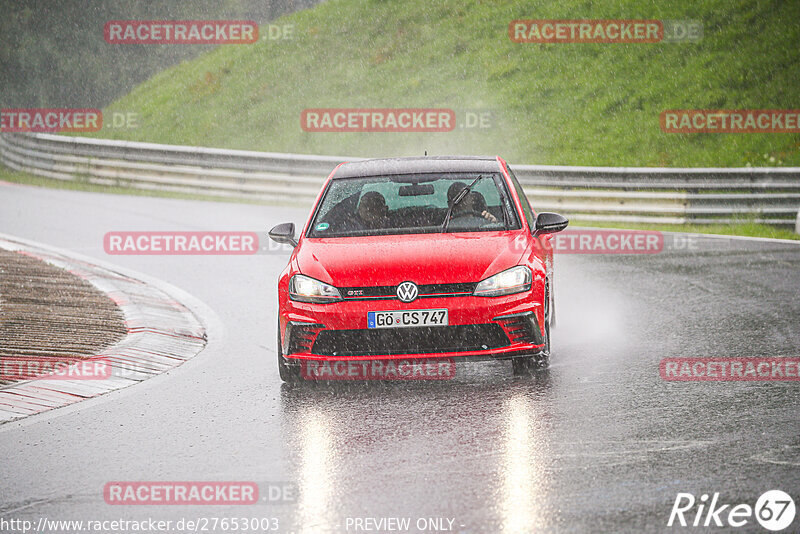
306, 172, 519, 238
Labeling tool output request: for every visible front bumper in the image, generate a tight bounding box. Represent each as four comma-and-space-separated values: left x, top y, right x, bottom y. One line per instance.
280, 291, 545, 362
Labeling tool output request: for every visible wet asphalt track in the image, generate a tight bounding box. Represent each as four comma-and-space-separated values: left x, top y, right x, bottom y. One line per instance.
0, 182, 799, 533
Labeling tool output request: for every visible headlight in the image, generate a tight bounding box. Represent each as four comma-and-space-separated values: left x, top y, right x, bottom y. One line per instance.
473, 266, 531, 297
289, 274, 342, 303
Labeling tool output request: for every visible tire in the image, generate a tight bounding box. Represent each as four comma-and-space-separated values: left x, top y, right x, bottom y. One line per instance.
536, 304, 551, 366
538, 280, 552, 363
277, 323, 302, 382
545, 250, 557, 329
512, 283, 551, 375
549, 273, 557, 329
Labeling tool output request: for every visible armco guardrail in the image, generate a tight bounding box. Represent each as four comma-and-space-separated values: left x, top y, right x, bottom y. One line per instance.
1, 132, 799, 225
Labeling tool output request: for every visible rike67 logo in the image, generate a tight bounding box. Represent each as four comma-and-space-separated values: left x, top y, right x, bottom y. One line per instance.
668, 490, 796, 531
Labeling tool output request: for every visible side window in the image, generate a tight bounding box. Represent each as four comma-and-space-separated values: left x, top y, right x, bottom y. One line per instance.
507, 167, 535, 231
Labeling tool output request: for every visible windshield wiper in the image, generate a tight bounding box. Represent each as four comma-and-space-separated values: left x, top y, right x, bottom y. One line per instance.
441, 174, 486, 233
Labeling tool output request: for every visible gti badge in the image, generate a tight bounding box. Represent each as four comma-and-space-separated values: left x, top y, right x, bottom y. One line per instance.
396, 281, 419, 303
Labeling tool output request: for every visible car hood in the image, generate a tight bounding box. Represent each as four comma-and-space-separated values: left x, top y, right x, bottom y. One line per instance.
294, 231, 527, 287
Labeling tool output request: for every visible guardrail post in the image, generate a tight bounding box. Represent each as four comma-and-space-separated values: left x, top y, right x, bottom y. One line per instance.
796, 207, 800, 235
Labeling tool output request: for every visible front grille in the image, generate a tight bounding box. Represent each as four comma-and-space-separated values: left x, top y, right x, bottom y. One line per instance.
311, 324, 509, 356
340, 283, 477, 300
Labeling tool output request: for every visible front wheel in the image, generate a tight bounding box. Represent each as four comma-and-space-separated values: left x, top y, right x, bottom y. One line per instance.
512, 284, 551, 375
277, 322, 302, 382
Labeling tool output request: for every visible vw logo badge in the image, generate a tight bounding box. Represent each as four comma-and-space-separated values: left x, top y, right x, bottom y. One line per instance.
396, 281, 419, 303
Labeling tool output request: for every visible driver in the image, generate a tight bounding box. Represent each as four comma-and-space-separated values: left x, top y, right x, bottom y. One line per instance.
354, 191, 389, 229
446, 182, 498, 223
466, 191, 499, 223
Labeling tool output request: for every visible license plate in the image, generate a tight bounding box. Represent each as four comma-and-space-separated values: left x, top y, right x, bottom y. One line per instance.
367, 309, 448, 329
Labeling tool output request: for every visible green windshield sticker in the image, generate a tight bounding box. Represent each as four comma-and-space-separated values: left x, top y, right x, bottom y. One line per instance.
316, 222, 330, 231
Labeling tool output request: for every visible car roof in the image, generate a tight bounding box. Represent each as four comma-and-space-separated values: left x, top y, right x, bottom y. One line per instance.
332, 156, 502, 179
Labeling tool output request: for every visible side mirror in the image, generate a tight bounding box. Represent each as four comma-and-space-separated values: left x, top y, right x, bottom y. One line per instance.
533, 212, 569, 236
269, 222, 298, 247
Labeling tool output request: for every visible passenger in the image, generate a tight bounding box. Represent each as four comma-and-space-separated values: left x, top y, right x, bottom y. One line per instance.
355, 191, 389, 229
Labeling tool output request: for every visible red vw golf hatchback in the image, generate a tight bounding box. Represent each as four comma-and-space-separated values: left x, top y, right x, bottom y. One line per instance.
269, 156, 568, 381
